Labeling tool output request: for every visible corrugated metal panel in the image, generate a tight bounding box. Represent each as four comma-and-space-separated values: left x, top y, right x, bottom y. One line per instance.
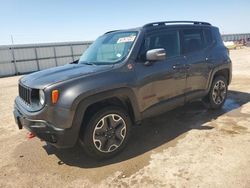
72, 45, 89, 55
36, 47, 55, 58
14, 48, 36, 60
16, 61, 38, 73
55, 46, 72, 56
56, 57, 72, 66
38, 59, 57, 70
0, 63, 16, 77
0, 49, 12, 63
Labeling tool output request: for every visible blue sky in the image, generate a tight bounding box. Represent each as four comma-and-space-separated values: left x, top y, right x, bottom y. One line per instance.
1, 0, 250, 45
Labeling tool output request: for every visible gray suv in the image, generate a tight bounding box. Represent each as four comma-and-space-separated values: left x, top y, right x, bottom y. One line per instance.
14, 21, 232, 159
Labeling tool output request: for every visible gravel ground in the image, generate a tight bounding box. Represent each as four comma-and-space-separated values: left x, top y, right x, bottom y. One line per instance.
0, 48, 250, 188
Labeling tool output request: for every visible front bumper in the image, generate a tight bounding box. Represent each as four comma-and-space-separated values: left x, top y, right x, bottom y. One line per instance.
13, 103, 79, 148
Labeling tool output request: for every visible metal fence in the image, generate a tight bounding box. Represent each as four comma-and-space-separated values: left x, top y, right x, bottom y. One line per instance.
222, 33, 250, 42
0, 41, 92, 77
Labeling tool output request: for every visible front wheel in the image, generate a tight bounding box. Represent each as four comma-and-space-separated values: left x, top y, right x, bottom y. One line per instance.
206, 76, 228, 109
80, 106, 131, 159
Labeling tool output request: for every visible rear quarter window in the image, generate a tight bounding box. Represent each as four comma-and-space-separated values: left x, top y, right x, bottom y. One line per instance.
203, 29, 214, 47
213, 28, 224, 45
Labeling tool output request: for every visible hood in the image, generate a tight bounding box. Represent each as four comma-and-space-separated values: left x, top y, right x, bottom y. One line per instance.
20, 64, 113, 89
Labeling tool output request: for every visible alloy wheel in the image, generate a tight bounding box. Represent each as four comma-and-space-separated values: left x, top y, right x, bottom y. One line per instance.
93, 114, 126, 153
212, 80, 227, 105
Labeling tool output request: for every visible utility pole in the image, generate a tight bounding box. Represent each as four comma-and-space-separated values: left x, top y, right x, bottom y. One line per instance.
10, 35, 18, 75
11, 35, 14, 45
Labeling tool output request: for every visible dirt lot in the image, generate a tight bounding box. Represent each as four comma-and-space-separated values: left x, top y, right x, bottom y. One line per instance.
0, 48, 250, 188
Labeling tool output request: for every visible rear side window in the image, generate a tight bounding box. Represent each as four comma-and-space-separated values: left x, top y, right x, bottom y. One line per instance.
140, 30, 180, 60
183, 29, 204, 54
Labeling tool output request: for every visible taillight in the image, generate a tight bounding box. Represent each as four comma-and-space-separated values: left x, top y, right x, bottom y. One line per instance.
51, 90, 59, 104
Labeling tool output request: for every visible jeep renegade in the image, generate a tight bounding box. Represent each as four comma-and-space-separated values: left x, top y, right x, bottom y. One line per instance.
14, 21, 232, 159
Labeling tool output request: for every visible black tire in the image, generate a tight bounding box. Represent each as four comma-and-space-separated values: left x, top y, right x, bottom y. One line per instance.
79, 106, 132, 160
206, 76, 228, 109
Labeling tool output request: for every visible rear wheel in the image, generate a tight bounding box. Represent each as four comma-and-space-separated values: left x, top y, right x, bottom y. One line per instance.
80, 106, 131, 159
206, 76, 228, 109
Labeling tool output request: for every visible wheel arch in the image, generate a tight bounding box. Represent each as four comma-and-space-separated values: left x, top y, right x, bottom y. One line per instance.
207, 65, 231, 93
70, 88, 141, 139
213, 69, 230, 84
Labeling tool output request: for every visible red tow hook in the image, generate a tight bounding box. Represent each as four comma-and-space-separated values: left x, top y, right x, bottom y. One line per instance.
27, 132, 36, 139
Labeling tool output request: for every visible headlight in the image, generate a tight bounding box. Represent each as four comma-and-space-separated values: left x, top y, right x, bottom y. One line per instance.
39, 90, 45, 105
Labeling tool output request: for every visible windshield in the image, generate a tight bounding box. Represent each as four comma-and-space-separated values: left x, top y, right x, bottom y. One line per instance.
79, 31, 138, 65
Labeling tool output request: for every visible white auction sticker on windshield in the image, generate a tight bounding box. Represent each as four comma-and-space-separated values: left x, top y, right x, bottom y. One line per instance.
117, 35, 136, 43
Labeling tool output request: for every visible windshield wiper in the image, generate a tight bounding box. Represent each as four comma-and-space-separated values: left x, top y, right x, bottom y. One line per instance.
86, 62, 97, 66
81, 62, 97, 66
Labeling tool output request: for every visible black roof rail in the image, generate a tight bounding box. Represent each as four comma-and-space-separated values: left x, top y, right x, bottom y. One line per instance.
143, 21, 211, 28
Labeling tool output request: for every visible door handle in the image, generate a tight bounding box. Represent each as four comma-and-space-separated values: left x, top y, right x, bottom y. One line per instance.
173, 64, 190, 71
172, 64, 183, 70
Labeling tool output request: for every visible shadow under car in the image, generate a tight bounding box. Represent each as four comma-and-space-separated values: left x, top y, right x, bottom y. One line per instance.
43, 90, 250, 168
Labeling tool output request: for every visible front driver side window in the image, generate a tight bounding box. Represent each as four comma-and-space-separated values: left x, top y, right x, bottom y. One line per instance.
138, 30, 180, 61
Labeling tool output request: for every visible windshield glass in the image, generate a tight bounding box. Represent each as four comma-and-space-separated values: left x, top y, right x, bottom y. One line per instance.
79, 31, 138, 65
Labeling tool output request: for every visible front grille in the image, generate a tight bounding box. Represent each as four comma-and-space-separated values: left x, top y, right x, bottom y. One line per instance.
19, 83, 32, 105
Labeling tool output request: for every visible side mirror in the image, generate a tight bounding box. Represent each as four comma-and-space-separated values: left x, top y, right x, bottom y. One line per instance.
146, 48, 166, 62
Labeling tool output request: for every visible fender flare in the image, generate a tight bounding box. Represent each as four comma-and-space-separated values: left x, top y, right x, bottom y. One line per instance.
206, 63, 231, 93
70, 87, 141, 140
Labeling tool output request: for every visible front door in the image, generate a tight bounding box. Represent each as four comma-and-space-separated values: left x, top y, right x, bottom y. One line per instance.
135, 29, 187, 117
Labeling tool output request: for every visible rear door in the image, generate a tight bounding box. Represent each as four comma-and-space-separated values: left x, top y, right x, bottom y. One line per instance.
181, 28, 214, 101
